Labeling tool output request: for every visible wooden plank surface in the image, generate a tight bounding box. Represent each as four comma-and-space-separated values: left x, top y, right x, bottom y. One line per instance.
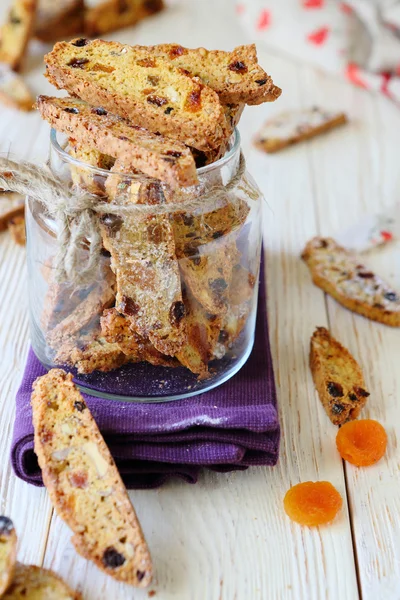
0, 0, 398, 598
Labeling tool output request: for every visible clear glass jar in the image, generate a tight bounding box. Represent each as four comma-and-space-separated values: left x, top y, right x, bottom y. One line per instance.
27, 129, 263, 402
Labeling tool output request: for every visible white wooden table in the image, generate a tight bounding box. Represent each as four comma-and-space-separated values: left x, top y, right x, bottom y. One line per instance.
0, 1, 399, 598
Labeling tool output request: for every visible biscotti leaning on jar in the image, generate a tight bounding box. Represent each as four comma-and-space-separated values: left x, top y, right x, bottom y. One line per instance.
36, 38, 281, 379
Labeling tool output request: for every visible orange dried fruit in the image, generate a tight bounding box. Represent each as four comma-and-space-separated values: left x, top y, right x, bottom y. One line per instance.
336, 419, 387, 466
284, 481, 343, 527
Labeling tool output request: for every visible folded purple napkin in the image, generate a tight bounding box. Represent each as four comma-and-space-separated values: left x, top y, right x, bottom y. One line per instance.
11, 264, 279, 489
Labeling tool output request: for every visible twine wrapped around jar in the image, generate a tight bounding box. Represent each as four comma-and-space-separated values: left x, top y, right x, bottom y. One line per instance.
0, 153, 257, 287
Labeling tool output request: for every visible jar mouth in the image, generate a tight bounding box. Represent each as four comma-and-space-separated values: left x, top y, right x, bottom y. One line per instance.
50, 127, 241, 179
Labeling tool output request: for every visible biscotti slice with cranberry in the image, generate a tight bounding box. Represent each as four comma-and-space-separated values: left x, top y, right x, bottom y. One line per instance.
0, 517, 17, 596
3, 564, 82, 599
31, 369, 152, 587
0, 0, 38, 72
44, 39, 228, 152
302, 237, 400, 327
101, 160, 185, 356
36, 95, 198, 188
84, 0, 164, 37
310, 327, 370, 425
141, 43, 281, 105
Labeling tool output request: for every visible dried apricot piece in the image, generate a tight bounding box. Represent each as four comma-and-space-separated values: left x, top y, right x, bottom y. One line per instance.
284, 481, 343, 527
336, 419, 387, 466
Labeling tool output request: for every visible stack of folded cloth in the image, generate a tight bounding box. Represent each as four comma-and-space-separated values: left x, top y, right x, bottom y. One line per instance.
11, 270, 280, 489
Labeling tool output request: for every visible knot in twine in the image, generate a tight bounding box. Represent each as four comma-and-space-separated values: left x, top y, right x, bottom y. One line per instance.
0, 153, 254, 287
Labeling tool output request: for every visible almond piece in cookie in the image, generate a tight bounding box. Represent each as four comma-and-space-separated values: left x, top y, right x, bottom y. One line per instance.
36, 95, 198, 188
0, 0, 38, 72
84, 0, 164, 37
44, 39, 228, 152
31, 369, 152, 587
254, 108, 347, 153
2, 563, 82, 599
142, 43, 281, 105
0, 517, 17, 596
302, 237, 400, 327
310, 327, 370, 425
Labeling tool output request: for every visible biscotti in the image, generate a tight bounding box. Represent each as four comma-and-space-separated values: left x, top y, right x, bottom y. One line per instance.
44, 39, 228, 152
84, 0, 164, 37
0, 65, 34, 111
3, 563, 82, 599
31, 369, 152, 587
101, 161, 185, 356
141, 43, 281, 105
254, 108, 347, 153
310, 327, 370, 425
69, 139, 115, 195
8, 215, 26, 246
35, 0, 84, 42
37, 95, 198, 188
0, 0, 38, 72
70, 337, 129, 374
0, 517, 17, 596
302, 237, 400, 327
101, 308, 178, 368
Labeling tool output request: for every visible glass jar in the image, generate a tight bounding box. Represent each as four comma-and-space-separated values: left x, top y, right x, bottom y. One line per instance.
26, 128, 263, 402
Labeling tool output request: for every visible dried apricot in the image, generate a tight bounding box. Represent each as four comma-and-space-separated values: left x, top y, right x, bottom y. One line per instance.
284, 481, 343, 527
336, 419, 387, 466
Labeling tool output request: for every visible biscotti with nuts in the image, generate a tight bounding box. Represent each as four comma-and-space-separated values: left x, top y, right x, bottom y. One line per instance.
0, 65, 34, 111
102, 160, 185, 356
31, 369, 152, 587
44, 39, 228, 152
302, 237, 400, 327
0, 517, 17, 596
84, 0, 164, 37
310, 326, 370, 425
70, 337, 129, 374
3, 563, 82, 599
0, 0, 38, 71
37, 95, 198, 188
254, 108, 347, 153
69, 139, 115, 195
141, 43, 281, 105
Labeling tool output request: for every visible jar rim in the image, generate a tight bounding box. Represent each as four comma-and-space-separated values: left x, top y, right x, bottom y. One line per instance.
50, 127, 241, 179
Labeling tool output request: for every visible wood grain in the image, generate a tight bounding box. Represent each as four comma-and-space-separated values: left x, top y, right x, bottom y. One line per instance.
0, 0, 398, 598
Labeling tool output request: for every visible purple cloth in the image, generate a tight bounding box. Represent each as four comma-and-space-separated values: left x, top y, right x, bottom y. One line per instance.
11, 264, 279, 489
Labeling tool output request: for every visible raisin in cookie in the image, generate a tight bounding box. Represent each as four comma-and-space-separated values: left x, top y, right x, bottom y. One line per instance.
2, 563, 81, 599
254, 108, 347, 153
310, 327, 370, 425
31, 369, 152, 587
36, 95, 198, 188
0, 517, 17, 596
302, 237, 400, 327
44, 39, 228, 152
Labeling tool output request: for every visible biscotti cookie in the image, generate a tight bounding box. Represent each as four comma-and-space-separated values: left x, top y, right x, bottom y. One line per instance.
310, 326, 370, 425
254, 108, 347, 153
101, 162, 185, 356
3, 564, 82, 599
35, 0, 84, 42
70, 337, 129, 374
0, 517, 17, 596
84, 0, 164, 37
69, 139, 115, 195
179, 237, 240, 315
101, 308, 178, 368
44, 39, 228, 152
8, 215, 26, 246
302, 237, 400, 327
0, 0, 38, 72
142, 43, 281, 105
0, 65, 34, 111
37, 95, 198, 188
31, 369, 152, 587
0, 193, 24, 232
